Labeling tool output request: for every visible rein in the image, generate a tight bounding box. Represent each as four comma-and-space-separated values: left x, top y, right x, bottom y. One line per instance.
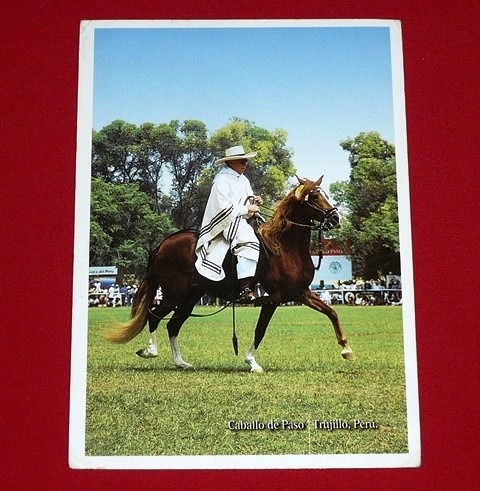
148, 294, 240, 357
286, 203, 338, 271
148, 301, 233, 321
259, 198, 336, 271
260, 197, 338, 230
285, 220, 324, 270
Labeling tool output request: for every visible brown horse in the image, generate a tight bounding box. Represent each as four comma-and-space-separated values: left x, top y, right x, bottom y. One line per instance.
106, 176, 354, 372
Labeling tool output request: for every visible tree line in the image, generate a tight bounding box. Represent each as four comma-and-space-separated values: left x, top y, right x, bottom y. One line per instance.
330, 131, 400, 279
90, 117, 400, 281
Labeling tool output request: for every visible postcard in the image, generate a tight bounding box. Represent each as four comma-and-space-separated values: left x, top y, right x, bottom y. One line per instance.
70, 19, 420, 469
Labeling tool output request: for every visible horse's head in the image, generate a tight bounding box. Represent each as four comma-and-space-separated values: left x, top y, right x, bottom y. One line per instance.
293, 175, 340, 229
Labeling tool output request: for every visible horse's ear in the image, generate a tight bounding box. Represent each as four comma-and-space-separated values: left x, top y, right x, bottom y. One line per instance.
294, 185, 305, 200
315, 175, 324, 186
296, 174, 307, 184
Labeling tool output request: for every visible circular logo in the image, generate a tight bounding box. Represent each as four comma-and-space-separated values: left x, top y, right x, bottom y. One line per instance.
329, 261, 342, 274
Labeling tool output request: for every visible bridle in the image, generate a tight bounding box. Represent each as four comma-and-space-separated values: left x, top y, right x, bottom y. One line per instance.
301, 199, 339, 230
254, 188, 338, 231
254, 187, 339, 270
290, 186, 339, 230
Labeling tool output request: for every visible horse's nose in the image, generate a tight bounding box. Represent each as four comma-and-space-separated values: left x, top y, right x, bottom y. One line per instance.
329, 212, 341, 228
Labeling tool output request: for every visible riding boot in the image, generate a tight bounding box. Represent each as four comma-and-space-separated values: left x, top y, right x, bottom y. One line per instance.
237, 277, 256, 304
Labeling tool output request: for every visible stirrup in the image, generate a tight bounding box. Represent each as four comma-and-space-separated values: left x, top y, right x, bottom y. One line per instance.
237, 286, 256, 304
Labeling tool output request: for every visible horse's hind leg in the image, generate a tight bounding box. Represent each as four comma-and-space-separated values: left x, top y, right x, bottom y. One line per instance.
136, 302, 175, 359
166, 292, 203, 370
245, 303, 278, 373
301, 291, 354, 360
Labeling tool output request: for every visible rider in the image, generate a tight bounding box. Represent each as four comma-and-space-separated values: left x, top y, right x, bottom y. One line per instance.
195, 145, 262, 303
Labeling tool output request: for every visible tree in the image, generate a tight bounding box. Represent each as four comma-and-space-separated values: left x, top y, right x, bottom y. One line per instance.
167, 120, 213, 229
341, 131, 395, 170
330, 132, 400, 279
91, 117, 297, 232
92, 120, 141, 183
92, 120, 178, 214
89, 178, 176, 278
136, 121, 179, 212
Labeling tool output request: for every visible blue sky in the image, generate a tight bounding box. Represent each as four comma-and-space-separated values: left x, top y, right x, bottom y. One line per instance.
93, 23, 395, 193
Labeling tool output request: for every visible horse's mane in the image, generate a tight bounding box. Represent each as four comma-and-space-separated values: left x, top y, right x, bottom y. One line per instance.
259, 181, 316, 255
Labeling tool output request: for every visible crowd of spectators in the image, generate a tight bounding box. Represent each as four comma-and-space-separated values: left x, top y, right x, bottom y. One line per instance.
88, 280, 138, 307
88, 278, 402, 308
314, 278, 402, 306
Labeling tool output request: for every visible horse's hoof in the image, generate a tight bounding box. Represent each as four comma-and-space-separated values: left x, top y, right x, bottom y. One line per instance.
245, 359, 264, 373
136, 348, 158, 359
176, 362, 194, 370
341, 349, 354, 361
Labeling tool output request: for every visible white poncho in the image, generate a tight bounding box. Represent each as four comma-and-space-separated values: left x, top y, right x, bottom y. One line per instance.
195, 167, 260, 281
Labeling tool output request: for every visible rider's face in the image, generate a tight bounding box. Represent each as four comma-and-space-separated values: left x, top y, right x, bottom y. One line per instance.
227, 159, 249, 175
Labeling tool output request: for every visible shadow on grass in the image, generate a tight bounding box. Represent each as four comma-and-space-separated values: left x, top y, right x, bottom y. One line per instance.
127, 364, 246, 374
109, 362, 361, 375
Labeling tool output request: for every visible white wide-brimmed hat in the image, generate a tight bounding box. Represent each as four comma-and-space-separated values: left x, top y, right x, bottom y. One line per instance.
216, 145, 257, 163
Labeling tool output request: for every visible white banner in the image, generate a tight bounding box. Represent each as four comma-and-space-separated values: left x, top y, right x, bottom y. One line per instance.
311, 255, 352, 285
89, 266, 118, 276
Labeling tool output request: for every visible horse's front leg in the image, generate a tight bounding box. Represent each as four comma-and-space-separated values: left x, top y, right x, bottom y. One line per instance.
301, 291, 354, 360
245, 303, 278, 373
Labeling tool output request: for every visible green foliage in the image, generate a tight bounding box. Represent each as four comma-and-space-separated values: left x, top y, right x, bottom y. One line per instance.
91, 118, 295, 235
86, 305, 408, 456
136, 121, 179, 212
92, 120, 141, 183
340, 131, 395, 169
330, 132, 400, 279
167, 120, 213, 229
92, 119, 180, 213
89, 178, 176, 276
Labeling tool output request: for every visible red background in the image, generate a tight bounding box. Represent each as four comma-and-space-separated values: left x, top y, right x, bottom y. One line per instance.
1, 1, 478, 488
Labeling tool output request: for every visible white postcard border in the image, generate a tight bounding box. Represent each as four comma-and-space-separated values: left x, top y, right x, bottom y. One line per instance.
69, 19, 420, 469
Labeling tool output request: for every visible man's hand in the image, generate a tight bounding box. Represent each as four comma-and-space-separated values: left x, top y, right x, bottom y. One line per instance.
253, 196, 263, 205
247, 204, 260, 215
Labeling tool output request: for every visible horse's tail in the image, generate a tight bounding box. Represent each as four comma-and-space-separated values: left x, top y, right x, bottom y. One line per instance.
105, 245, 160, 344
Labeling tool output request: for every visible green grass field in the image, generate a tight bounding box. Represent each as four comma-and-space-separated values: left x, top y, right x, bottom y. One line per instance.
85, 305, 408, 456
